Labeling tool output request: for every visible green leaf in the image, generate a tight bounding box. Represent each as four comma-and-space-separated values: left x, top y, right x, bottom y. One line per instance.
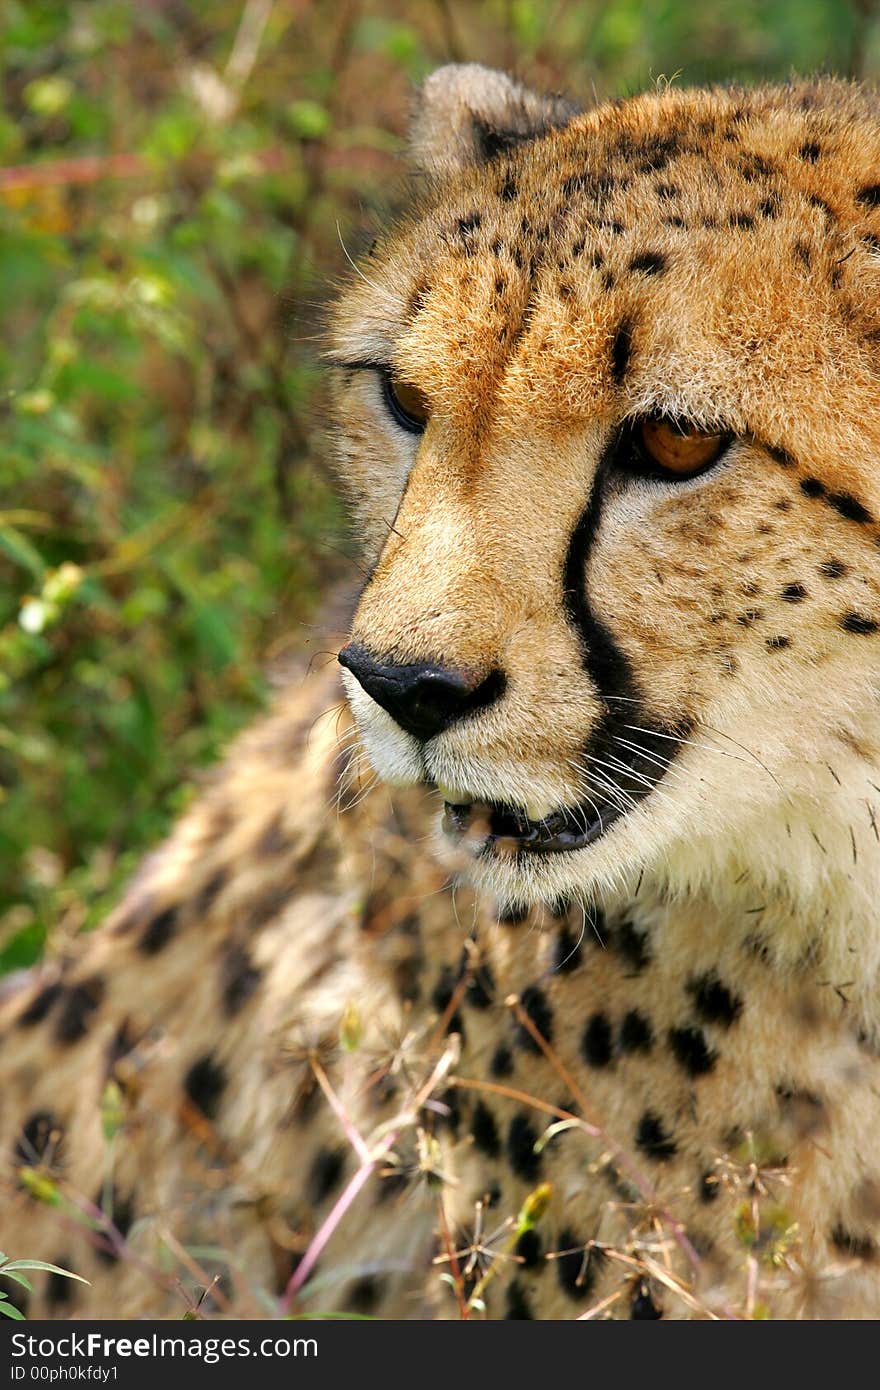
2, 1260, 89, 1284
0, 526, 45, 579
286, 100, 330, 140
0, 1300, 25, 1320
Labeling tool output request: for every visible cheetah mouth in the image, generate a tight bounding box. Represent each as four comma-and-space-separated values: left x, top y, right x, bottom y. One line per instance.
441, 797, 626, 854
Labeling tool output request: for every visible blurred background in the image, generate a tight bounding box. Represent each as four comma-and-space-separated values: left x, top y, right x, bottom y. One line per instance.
2, 0, 879, 977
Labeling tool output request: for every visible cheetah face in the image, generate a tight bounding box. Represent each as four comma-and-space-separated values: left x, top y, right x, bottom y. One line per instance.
331, 65, 880, 908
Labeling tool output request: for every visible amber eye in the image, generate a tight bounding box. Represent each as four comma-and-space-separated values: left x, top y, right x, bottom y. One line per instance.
381, 370, 430, 434
637, 418, 728, 478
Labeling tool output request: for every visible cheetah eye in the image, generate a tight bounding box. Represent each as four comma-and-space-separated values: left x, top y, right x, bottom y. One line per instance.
636, 418, 729, 479
381, 369, 430, 435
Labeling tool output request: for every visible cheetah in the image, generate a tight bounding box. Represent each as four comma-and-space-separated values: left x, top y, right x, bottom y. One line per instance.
3, 64, 880, 1320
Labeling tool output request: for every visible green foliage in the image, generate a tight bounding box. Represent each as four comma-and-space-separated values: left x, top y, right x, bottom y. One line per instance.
1, 0, 878, 974
0, 1251, 88, 1319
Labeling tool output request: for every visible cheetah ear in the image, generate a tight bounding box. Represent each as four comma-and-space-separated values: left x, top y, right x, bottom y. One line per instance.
409, 63, 579, 177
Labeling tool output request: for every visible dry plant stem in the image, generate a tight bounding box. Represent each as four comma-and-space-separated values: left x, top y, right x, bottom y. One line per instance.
449, 1076, 596, 1132
157, 1227, 236, 1316
436, 1193, 470, 1318
280, 1040, 459, 1313
504, 994, 736, 1314
578, 1285, 628, 1320
225, 0, 275, 91
49, 1187, 178, 1299
310, 1055, 371, 1164
595, 1245, 723, 1319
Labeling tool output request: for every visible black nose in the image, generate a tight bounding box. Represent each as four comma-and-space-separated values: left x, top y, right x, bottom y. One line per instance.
338, 643, 504, 742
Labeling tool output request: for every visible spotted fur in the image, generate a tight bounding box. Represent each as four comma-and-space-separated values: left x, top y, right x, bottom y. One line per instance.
2, 66, 880, 1320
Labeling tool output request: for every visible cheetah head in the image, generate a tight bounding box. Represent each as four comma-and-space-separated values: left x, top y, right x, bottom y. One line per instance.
331, 65, 880, 911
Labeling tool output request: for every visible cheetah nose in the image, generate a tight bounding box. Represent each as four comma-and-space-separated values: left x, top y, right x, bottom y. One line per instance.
338, 642, 505, 742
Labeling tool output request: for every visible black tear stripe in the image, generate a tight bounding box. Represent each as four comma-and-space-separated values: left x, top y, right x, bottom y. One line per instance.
562, 440, 693, 817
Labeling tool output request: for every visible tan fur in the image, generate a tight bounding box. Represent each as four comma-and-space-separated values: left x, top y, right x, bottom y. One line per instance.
3, 69, 880, 1320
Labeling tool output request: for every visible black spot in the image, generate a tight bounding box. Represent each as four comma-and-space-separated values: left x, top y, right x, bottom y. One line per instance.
515, 1228, 543, 1269
636, 1110, 677, 1161
799, 141, 821, 162
655, 182, 679, 200
556, 1228, 600, 1300
610, 318, 633, 383
17, 980, 62, 1027
498, 174, 518, 202
613, 919, 650, 973
631, 1281, 663, 1318
55, 976, 105, 1045
857, 185, 880, 208
472, 1101, 501, 1158
197, 870, 226, 915
497, 902, 528, 926
619, 1009, 653, 1053
456, 211, 482, 241
765, 634, 791, 651
827, 492, 873, 524
105, 1018, 135, 1079
629, 250, 667, 275
491, 1043, 514, 1078
729, 211, 755, 229
668, 1025, 717, 1077
819, 559, 847, 579
138, 905, 178, 954
781, 582, 807, 603
699, 1171, 720, 1203
392, 955, 422, 1005
633, 132, 680, 173
220, 943, 262, 1016
799, 476, 825, 497
759, 195, 780, 218
256, 814, 289, 858
830, 1225, 876, 1260
581, 1013, 614, 1068
308, 1146, 347, 1205
376, 1169, 409, 1204
505, 1280, 534, 1318
585, 904, 608, 942
14, 1109, 62, 1167
431, 965, 465, 1039
841, 612, 878, 635
182, 1053, 227, 1119
348, 1275, 384, 1313
46, 1258, 76, 1309
515, 984, 554, 1053
552, 925, 583, 973
465, 961, 495, 1010
506, 1113, 541, 1181
776, 1083, 826, 1135
431, 966, 455, 1012
689, 972, 743, 1027
94, 1185, 135, 1264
